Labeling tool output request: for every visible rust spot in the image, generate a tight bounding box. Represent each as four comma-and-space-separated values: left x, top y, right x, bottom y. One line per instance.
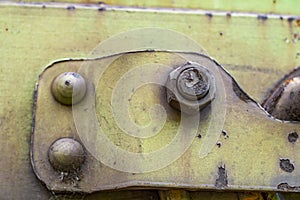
287, 17, 295, 22
222, 130, 229, 139
98, 7, 106, 11
66, 6, 76, 10
215, 165, 228, 189
288, 131, 298, 143
279, 159, 295, 173
56, 168, 83, 185
226, 13, 231, 18
257, 15, 268, 20
296, 18, 300, 26
293, 33, 299, 42
278, 183, 300, 191
205, 13, 213, 18
222, 130, 227, 136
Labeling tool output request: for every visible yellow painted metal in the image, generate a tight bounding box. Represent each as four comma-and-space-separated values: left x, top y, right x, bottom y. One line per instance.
0, 2, 299, 199
1, 4, 299, 103
32, 51, 300, 193
9, 0, 300, 15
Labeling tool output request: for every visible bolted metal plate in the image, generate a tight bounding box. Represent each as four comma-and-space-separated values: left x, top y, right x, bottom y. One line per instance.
31, 50, 300, 193
1, 1, 299, 198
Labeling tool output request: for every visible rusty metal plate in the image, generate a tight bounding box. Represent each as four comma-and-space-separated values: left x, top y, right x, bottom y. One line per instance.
31, 38, 300, 193
1, 1, 299, 198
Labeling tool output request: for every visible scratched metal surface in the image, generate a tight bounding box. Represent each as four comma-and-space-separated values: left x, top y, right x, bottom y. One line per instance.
6, 0, 300, 15
0, 1, 300, 199
32, 51, 300, 193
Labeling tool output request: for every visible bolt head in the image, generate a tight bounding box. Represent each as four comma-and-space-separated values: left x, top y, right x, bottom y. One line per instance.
177, 67, 210, 100
48, 138, 85, 172
51, 72, 87, 105
166, 62, 216, 114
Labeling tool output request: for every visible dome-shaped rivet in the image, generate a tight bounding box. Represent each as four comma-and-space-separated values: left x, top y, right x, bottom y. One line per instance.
48, 138, 85, 172
51, 72, 86, 105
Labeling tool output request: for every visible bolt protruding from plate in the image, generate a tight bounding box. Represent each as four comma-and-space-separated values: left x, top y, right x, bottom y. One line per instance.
177, 67, 210, 100
51, 72, 87, 105
48, 138, 85, 172
166, 62, 216, 114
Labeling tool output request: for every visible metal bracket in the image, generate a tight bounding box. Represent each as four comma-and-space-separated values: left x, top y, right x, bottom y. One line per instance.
31, 50, 300, 193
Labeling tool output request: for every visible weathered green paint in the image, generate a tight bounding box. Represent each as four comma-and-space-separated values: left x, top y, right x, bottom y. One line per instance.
32, 51, 300, 193
0, 2, 299, 199
9, 0, 300, 15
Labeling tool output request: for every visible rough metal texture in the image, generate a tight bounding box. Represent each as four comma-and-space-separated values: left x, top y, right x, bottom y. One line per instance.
7, 0, 300, 15
48, 138, 85, 172
0, 2, 299, 199
263, 68, 300, 121
166, 62, 216, 114
32, 51, 300, 194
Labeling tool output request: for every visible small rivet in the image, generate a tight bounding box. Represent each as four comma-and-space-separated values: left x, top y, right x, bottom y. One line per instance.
48, 138, 85, 172
51, 72, 87, 105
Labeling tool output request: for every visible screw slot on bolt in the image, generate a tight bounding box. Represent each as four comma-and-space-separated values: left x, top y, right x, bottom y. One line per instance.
177, 67, 210, 100
166, 62, 216, 114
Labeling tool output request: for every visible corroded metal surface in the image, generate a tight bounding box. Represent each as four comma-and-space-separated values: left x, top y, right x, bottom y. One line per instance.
0, 2, 299, 199
32, 51, 300, 193
5, 0, 300, 15
166, 62, 216, 114
263, 68, 300, 121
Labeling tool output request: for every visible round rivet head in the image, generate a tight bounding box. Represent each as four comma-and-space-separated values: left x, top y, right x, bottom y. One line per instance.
48, 138, 85, 172
51, 72, 87, 105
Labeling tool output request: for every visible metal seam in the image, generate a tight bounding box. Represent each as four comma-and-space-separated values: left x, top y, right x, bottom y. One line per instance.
0, 1, 299, 20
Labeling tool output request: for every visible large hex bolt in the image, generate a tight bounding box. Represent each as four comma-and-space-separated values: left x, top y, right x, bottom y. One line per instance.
48, 138, 85, 172
51, 72, 87, 105
166, 62, 216, 114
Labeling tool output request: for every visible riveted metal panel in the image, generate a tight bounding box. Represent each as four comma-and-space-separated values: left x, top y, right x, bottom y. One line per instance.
0, 2, 299, 199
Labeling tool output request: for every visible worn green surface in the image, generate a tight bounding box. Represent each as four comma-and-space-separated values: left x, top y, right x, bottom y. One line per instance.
0, 2, 300, 200
8, 0, 300, 15
32, 51, 300, 193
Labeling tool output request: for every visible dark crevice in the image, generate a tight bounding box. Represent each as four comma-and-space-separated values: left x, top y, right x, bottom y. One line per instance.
279, 158, 295, 173
215, 165, 228, 189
